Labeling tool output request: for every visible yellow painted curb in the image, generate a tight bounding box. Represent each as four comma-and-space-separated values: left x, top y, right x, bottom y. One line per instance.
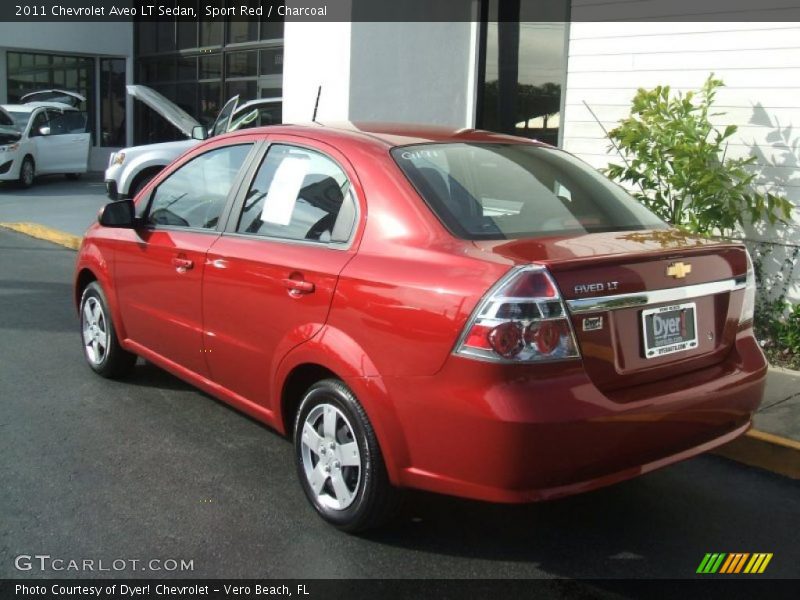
0, 222, 82, 250
714, 429, 800, 479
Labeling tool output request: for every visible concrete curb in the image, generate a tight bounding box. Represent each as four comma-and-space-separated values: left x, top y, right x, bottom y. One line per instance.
714, 429, 800, 479
0, 221, 82, 250
2, 221, 799, 479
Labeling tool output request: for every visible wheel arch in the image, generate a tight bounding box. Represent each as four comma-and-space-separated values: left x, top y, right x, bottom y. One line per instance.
274, 326, 410, 485
124, 165, 164, 198
73, 246, 128, 342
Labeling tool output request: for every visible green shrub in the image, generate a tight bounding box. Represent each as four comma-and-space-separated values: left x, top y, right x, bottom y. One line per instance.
603, 74, 792, 237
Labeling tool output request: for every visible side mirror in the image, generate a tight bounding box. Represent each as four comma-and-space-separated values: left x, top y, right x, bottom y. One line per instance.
191, 125, 208, 141
38, 126, 51, 136
98, 199, 137, 228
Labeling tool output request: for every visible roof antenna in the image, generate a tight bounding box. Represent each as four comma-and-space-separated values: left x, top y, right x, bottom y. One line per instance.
312, 85, 322, 123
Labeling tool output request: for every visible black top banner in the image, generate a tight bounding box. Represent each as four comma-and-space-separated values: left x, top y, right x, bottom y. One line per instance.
2, 0, 800, 22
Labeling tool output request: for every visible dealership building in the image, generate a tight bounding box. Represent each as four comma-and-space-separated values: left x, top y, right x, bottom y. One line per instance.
0, 0, 797, 291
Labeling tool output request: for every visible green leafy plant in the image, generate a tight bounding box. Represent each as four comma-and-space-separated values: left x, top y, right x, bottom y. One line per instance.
777, 303, 800, 357
748, 242, 800, 369
603, 74, 792, 236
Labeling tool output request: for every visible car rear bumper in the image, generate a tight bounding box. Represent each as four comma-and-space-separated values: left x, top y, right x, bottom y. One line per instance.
374, 329, 767, 503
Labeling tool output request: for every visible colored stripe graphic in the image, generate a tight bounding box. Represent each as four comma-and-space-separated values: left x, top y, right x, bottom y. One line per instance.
697, 553, 727, 573
698, 553, 773, 574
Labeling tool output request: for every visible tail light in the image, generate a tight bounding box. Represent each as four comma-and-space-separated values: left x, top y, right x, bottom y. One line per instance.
739, 249, 756, 327
455, 265, 580, 363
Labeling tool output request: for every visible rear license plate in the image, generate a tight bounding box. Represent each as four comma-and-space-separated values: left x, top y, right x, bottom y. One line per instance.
641, 302, 698, 359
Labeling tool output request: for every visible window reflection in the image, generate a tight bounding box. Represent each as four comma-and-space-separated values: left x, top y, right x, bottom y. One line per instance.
479, 1, 568, 146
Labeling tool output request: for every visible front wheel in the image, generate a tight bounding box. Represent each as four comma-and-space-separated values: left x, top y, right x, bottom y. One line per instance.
79, 282, 136, 378
18, 157, 34, 188
294, 379, 400, 532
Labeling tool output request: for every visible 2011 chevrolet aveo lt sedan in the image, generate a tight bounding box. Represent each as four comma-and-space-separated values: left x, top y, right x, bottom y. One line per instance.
74, 123, 767, 531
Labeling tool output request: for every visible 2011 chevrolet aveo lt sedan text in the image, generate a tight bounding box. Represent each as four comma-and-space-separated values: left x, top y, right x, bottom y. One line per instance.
74, 123, 767, 531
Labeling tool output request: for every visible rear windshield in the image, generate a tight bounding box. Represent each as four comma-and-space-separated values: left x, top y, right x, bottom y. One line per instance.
391, 143, 665, 240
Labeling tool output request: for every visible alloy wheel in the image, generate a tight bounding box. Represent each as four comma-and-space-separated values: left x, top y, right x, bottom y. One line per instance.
300, 403, 362, 510
81, 297, 109, 365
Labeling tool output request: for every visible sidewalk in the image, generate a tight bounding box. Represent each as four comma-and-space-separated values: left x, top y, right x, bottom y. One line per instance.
714, 366, 800, 479
756, 366, 800, 439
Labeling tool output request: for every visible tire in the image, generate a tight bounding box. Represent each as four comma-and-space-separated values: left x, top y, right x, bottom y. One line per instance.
294, 379, 400, 532
18, 156, 34, 188
65, 173, 81, 181
79, 282, 136, 379
128, 171, 158, 199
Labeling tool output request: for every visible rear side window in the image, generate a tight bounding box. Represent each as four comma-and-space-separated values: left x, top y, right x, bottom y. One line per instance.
147, 144, 252, 230
236, 144, 356, 243
391, 143, 665, 240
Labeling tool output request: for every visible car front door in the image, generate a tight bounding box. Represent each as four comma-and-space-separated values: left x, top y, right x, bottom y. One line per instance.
28, 109, 65, 173
202, 138, 361, 409
112, 139, 258, 376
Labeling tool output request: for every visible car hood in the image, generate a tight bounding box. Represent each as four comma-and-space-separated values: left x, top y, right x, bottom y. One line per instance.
119, 138, 198, 159
0, 125, 21, 145
127, 85, 200, 138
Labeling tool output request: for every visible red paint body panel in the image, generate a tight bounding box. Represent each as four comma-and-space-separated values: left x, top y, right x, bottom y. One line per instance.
74, 123, 768, 505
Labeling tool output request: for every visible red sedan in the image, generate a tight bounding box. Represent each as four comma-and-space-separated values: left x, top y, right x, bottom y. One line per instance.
74, 123, 767, 531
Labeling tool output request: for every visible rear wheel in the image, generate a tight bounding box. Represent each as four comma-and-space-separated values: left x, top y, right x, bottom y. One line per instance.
18, 157, 34, 188
79, 282, 136, 378
293, 379, 400, 532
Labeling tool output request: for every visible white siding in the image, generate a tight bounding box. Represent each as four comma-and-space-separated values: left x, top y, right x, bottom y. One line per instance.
562, 15, 800, 297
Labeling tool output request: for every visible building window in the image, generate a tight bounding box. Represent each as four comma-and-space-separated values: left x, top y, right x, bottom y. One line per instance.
477, 0, 569, 146
6, 51, 95, 143
99, 58, 126, 147
134, 16, 283, 145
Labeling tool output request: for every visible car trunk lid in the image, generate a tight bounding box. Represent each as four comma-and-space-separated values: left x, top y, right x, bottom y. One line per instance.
473, 229, 748, 393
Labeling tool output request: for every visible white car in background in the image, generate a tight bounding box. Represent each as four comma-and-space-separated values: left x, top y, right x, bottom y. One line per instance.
105, 85, 282, 199
0, 90, 91, 188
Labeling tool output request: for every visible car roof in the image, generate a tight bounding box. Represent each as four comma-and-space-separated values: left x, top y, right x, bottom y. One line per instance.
1, 102, 77, 112
220, 121, 547, 149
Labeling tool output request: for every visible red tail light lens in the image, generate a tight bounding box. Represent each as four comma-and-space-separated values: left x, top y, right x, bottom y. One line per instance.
488, 322, 524, 358
456, 266, 580, 363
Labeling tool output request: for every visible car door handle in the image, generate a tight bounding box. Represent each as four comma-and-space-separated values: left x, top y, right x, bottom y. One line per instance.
172, 257, 194, 272
282, 278, 315, 295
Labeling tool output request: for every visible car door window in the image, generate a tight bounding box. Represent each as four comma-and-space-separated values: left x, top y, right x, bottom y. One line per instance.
147, 144, 252, 230
29, 111, 48, 136
48, 110, 88, 134
236, 144, 356, 243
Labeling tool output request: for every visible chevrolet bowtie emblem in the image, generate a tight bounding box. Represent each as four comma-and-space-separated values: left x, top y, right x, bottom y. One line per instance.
667, 262, 692, 279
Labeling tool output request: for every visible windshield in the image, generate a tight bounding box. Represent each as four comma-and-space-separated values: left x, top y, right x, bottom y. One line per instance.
392, 143, 666, 240
4, 111, 30, 130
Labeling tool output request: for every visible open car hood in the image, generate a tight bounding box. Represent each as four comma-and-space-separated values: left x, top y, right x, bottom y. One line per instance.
21, 89, 86, 107
126, 84, 201, 138
0, 125, 21, 145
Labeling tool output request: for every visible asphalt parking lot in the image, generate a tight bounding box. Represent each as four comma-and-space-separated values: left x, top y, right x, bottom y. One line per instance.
1, 224, 799, 582
0, 174, 108, 236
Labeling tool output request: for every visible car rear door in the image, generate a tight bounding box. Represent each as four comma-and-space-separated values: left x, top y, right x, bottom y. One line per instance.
201, 136, 362, 408
112, 138, 259, 376
48, 109, 90, 172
